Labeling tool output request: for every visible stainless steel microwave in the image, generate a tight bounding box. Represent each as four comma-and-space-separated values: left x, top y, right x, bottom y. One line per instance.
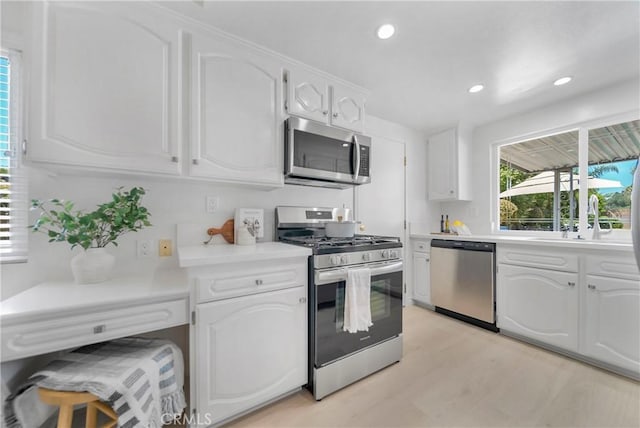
284, 117, 371, 189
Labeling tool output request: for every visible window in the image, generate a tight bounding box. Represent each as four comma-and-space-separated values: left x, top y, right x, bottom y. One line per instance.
0, 48, 27, 263
498, 118, 640, 236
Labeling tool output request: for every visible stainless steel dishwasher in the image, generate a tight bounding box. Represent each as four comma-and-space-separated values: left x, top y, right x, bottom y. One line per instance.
430, 239, 497, 331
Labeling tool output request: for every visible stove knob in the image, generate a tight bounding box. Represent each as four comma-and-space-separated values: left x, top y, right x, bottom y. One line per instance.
340, 255, 349, 264
362, 253, 371, 262
390, 250, 398, 259
330, 255, 340, 265
381, 250, 390, 259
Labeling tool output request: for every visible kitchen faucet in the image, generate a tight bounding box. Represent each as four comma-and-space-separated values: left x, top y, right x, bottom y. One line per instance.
588, 194, 612, 240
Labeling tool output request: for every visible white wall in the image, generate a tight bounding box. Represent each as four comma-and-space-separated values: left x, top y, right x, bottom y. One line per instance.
1, 115, 429, 301
440, 78, 640, 235
0, 169, 354, 299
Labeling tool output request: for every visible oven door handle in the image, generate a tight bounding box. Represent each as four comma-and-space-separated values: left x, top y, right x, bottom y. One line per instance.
315, 261, 403, 285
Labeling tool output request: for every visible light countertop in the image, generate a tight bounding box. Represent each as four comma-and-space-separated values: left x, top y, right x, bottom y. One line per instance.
0, 268, 189, 325
410, 233, 634, 252
178, 241, 312, 267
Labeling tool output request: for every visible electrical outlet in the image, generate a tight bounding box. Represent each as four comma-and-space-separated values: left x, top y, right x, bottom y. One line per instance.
137, 240, 153, 258
159, 239, 172, 257
206, 196, 220, 213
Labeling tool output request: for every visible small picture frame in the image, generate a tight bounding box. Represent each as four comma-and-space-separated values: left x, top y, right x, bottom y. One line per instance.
234, 208, 264, 244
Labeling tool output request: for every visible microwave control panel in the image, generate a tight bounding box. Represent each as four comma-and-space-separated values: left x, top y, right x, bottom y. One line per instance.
359, 145, 370, 177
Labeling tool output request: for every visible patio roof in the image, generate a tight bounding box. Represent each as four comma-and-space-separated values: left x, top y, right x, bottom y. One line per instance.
500, 120, 640, 173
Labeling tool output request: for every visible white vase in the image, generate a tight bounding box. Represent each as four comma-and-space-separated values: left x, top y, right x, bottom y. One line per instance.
70, 248, 116, 284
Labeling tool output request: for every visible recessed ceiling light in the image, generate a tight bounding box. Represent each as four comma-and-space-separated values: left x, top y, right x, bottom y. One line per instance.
468, 84, 484, 93
554, 76, 572, 86
376, 24, 395, 40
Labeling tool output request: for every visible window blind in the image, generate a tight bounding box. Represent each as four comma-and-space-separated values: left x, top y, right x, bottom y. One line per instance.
0, 49, 28, 263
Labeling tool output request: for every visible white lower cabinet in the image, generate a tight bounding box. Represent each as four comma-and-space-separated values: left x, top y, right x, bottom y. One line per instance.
412, 245, 431, 306
497, 244, 640, 377
497, 264, 579, 352
194, 285, 307, 425
584, 275, 640, 373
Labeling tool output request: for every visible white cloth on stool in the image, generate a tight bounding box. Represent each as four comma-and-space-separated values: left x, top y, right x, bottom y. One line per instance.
343, 267, 373, 333
3, 337, 186, 428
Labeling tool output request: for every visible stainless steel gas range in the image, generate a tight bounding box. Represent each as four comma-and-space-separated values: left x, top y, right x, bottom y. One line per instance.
276, 206, 403, 400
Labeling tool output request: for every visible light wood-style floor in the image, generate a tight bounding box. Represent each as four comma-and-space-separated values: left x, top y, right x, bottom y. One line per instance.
229, 305, 640, 428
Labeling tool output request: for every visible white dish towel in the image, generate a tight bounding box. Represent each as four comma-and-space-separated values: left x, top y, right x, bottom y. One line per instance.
343, 267, 373, 333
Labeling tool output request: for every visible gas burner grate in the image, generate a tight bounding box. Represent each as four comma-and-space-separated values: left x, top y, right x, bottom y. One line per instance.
281, 234, 400, 249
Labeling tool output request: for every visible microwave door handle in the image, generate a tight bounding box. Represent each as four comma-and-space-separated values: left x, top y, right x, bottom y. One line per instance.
353, 135, 361, 181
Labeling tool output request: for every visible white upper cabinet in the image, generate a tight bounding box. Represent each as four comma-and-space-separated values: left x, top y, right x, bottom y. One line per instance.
188, 31, 284, 187
330, 82, 366, 133
428, 126, 471, 201
286, 69, 330, 123
28, 2, 182, 175
285, 68, 366, 133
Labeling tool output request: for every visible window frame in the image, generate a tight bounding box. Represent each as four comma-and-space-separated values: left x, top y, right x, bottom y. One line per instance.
492, 110, 640, 238
0, 47, 28, 263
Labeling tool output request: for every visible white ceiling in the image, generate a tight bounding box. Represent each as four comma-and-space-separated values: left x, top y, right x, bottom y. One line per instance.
161, 1, 640, 136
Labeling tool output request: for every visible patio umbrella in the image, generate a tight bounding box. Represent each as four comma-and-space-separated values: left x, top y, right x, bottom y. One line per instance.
500, 171, 623, 198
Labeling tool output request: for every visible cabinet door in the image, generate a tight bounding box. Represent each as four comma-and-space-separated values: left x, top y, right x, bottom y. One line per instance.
584, 275, 640, 374
190, 31, 283, 187
497, 264, 578, 351
330, 82, 365, 133
286, 70, 329, 123
195, 287, 307, 425
412, 253, 430, 305
28, 2, 181, 175
428, 128, 457, 200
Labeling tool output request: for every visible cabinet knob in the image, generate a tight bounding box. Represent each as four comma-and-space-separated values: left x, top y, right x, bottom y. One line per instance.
333, 112, 339, 118
322, 110, 328, 115
588, 284, 596, 290
255, 279, 263, 286
192, 159, 199, 165
449, 190, 454, 194
171, 156, 179, 163
426, 258, 430, 262
567, 281, 576, 287
299, 297, 307, 303
93, 324, 106, 334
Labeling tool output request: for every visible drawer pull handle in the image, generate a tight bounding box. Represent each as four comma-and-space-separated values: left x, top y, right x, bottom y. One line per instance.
567, 281, 576, 287
93, 325, 106, 334
588, 284, 596, 290
255, 279, 263, 285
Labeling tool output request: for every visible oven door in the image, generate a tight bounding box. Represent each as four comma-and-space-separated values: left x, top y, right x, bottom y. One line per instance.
314, 260, 403, 367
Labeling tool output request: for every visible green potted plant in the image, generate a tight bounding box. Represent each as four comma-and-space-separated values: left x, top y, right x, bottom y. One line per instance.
31, 187, 151, 284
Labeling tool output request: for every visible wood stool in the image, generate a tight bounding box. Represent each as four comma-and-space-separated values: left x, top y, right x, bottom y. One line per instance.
37, 388, 117, 428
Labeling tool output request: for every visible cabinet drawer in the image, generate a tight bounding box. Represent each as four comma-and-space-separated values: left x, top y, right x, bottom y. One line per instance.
413, 240, 429, 253
497, 245, 578, 272
195, 261, 307, 304
586, 254, 640, 281
1, 299, 188, 362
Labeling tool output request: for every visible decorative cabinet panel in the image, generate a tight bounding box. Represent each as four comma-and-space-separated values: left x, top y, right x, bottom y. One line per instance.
427, 127, 471, 201
189, 31, 284, 186
497, 264, 579, 352
286, 69, 330, 123
285, 69, 366, 133
412, 240, 431, 306
28, 2, 181, 175
583, 275, 640, 374
194, 286, 307, 425
330, 82, 366, 133
2, 299, 188, 362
